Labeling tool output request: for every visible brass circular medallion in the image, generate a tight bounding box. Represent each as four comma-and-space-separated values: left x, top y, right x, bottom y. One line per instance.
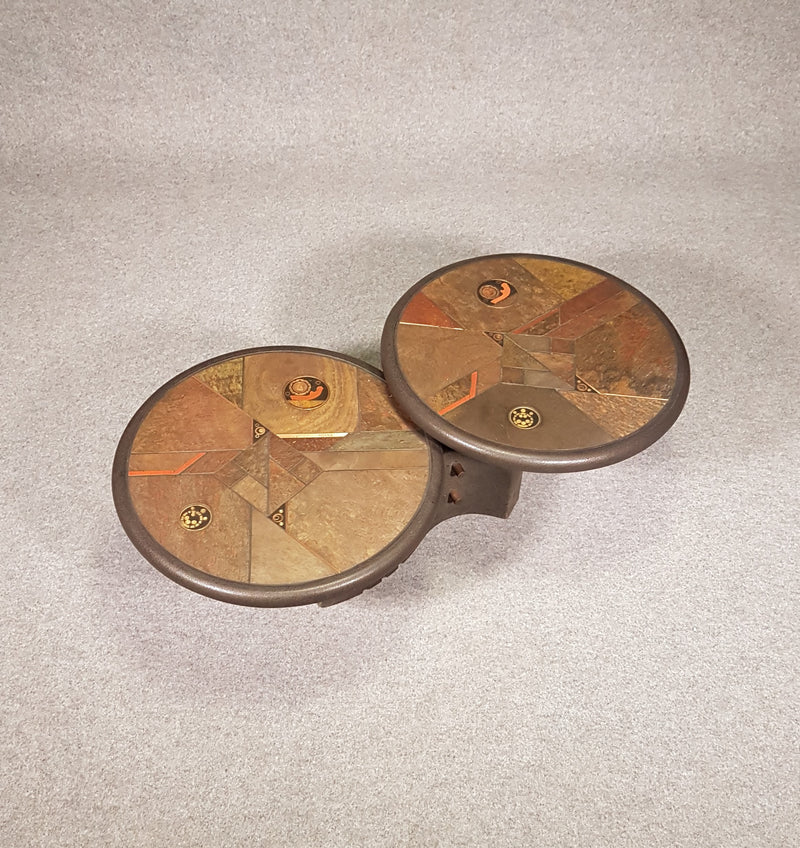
283, 376, 329, 409
180, 505, 212, 531
477, 279, 517, 306
508, 406, 540, 430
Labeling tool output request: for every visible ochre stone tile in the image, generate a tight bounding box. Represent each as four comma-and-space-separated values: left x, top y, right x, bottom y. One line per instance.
423, 256, 564, 333
357, 370, 413, 432
400, 291, 462, 328
514, 256, 607, 300
249, 509, 336, 584
287, 468, 429, 572
131, 377, 253, 454
128, 474, 250, 582
283, 437, 343, 452
242, 351, 359, 437
558, 392, 667, 439
194, 358, 244, 407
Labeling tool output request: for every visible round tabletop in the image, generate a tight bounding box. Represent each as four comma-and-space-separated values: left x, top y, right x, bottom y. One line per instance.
381, 254, 690, 472
113, 348, 440, 606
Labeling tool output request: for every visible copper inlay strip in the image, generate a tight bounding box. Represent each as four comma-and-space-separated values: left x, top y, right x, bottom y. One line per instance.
438, 371, 478, 415
128, 452, 207, 477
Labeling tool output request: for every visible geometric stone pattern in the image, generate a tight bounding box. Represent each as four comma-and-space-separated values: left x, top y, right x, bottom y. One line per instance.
126, 351, 430, 586
396, 255, 678, 452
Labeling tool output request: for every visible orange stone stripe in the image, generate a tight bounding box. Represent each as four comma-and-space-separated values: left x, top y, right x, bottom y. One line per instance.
438, 371, 478, 415
129, 452, 207, 477
290, 385, 324, 401
490, 282, 513, 304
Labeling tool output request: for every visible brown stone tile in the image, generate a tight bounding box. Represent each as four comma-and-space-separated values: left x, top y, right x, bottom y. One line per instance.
357, 370, 413, 432
128, 474, 250, 582
234, 436, 271, 485
505, 333, 551, 353
575, 302, 677, 398
549, 289, 640, 341
585, 289, 639, 325
476, 358, 503, 396
558, 391, 667, 439
400, 290, 462, 329
514, 256, 607, 300
501, 367, 525, 384
423, 256, 564, 334
185, 450, 243, 474
231, 475, 270, 515
329, 431, 425, 451
242, 351, 359, 438
444, 383, 613, 450
511, 308, 561, 336
250, 509, 336, 585
131, 377, 254, 454
501, 338, 549, 370
292, 457, 322, 485
546, 309, 603, 341
551, 337, 575, 355
194, 358, 244, 407
214, 459, 248, 489
267, 460, 306, 513
395, 324, 501, 401
522, 370, 574, 391
530, 352, 576, 385
304, 449, 430, 472
268, 435, 323, 483
287, 468, 429, 572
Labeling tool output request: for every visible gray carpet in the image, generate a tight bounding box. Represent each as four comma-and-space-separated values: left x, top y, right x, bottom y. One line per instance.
2, 2, 798, 845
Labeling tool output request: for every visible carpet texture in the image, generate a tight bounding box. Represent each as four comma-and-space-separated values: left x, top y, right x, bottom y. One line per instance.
1, 2, 798, 845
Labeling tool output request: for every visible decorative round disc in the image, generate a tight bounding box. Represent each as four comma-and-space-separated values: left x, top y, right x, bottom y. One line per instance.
382, 254, 689, 472
113, 348, 438, 606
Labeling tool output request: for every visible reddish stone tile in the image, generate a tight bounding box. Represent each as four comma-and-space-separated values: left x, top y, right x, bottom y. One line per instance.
400, 291, 462, 328
559, 278, 621, 323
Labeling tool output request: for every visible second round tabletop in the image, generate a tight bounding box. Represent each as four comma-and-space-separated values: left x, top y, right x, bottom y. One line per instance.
381, 254, 689, 472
